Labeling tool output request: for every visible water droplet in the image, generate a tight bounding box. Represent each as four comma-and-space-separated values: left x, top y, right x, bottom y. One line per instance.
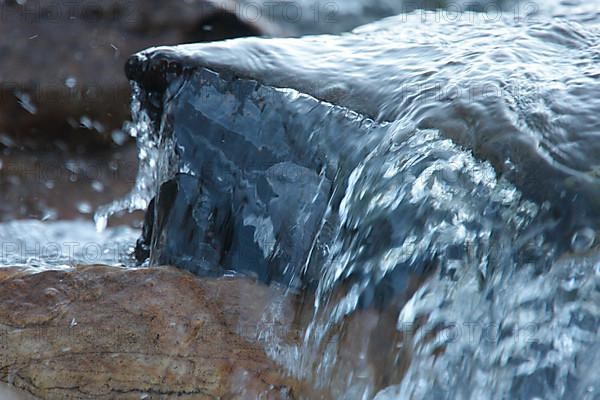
561, 275, 582, 292
0, 133, 15, 148
65, 77, 77, 88
41, 208, 57, 221
91, 181, 104, 192
77, 202, 92, 214
571, 228, 595, 253
111, 129, 127, 145
80, 116, 93, 130
15, 91, 37, 114
95, 214, 108, 232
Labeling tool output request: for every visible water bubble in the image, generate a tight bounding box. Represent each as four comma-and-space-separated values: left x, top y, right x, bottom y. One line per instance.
15, 91, 37, 114
65, 77, 77, 88
77, 202, 92, 214
111, 130, 127, 146
91, 181, 104, 192
571, 228, 595, 253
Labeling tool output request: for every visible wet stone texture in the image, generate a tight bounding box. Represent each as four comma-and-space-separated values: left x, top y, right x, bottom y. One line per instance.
0, 265, 302, 399
131, 65, 383, 289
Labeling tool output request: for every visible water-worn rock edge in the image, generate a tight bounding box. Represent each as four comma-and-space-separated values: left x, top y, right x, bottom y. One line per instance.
0, 265, 302, 399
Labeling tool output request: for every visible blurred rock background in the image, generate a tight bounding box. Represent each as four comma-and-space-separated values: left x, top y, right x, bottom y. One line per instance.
0, 0, 272, 223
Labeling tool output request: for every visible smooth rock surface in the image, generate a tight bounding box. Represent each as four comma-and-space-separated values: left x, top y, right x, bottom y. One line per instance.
0, 265, 301, 399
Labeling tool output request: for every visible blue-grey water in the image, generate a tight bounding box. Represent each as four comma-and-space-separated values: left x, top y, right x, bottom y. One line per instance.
3, 0, 600, 399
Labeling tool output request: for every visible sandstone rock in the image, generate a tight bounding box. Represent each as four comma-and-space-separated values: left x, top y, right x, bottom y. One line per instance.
0, 265, 302, 399
0, 382, 37, 399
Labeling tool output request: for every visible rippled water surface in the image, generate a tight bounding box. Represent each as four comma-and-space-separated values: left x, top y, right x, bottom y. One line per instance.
4, 1, 600, 399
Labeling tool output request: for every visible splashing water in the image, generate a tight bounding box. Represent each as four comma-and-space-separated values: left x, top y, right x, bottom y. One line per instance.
84, 2, 600, 398
0, 220, 139, 269
93, 84, 166, 232
4, 1, 600, 397
261, 120, 561, 399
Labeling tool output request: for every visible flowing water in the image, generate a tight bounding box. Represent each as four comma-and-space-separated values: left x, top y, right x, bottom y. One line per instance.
3, 0, 600, 399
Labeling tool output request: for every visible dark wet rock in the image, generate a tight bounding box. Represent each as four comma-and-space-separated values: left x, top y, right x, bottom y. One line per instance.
131, 64, 383, 288
128, 13, 600, 255
0, 265, 302, 399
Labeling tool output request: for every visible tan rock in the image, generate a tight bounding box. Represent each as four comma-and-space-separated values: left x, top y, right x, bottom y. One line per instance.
0, 382, 37, 399
0, 265, 301, 399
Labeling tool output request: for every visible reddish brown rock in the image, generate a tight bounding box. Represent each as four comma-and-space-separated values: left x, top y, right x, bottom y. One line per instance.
0, 265, 301, 399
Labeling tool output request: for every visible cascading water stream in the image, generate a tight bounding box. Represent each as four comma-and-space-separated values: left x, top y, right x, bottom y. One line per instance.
263, 120, 562, 398
89, 3, 600, 399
